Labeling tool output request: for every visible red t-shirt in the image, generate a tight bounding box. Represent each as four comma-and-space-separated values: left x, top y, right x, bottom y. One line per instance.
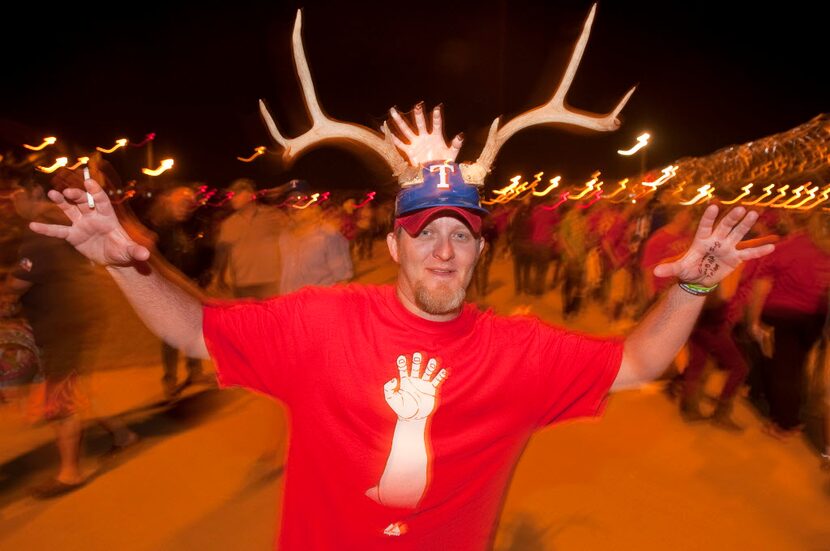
203, 285, 622, 550
753, 232, 830, 316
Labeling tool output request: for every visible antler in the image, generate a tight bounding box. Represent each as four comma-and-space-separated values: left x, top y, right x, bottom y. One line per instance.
473, 4, 636, 175
259, 10, 409, 177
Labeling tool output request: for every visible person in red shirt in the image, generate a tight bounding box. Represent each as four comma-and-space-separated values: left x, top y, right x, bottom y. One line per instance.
27, 98, 775, 548
747, 213, 830, 438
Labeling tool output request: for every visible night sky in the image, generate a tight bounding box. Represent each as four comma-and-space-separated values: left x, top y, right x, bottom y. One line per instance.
1, 1, 826, 194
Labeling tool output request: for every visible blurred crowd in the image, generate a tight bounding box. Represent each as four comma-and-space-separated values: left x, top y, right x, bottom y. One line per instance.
1, 161, 829, 499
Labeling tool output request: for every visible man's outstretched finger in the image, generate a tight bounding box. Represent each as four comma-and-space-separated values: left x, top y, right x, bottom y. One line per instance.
29, 221, 70, 240
711, 206, 747, 241
724, 209, 758, 244
737, 243, 775, 262
691, 204, 719, 242
47, 189, 82, 222
84, 179, 115, 216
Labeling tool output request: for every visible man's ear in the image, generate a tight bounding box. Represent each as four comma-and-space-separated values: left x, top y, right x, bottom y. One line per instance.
387, 232, 400, 263
478, 237, 486, 257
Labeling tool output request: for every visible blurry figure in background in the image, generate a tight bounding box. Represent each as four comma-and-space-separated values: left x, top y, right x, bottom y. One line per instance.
508, 196, 534, 296
211, 178, 285, 299
278, 191, 353, 295
678, 276, 749, 429
340, 197, 359, 259
7, 175, 138, 498
558, 204, 588, 319
373, 199, 395, 242
0, 273, 40, 403
472, 210, 499, 298
748, 213, 830, 439
821, 288, 830, 470
599, 203, 636, 320
527, 198, 560, 296
145, 185, 214, 397
355, 200, 375, 260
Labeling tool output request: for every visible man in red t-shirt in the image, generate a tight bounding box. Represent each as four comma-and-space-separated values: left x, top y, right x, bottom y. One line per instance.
28, 99, 775, 548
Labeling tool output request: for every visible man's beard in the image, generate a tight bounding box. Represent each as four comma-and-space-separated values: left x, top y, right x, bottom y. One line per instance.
414, 280, 468, 316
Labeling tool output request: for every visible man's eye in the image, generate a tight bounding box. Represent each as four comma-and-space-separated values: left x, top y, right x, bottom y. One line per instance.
419, 229, 432, 237
454, 232, 471, 241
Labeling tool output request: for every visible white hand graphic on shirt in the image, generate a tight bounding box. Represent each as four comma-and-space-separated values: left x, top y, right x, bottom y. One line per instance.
383, 352, 447, 420
367, 352, 448, 510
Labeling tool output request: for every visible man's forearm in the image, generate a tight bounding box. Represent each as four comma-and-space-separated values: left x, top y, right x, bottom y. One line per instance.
615, 284, 705, 389
107, 257, 209, 359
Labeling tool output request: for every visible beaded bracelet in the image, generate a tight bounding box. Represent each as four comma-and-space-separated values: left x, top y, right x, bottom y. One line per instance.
678, 281, 719, 296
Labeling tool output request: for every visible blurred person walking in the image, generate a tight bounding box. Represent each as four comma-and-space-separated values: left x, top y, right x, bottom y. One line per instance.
212, 178, 285, 299
7, 174, 138, 498
145, 185, 214, 397
278, 191, 353, 295
748, 214, 830, 439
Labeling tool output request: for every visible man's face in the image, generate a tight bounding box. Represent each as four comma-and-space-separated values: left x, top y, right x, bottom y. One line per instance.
387, 215, 484, 320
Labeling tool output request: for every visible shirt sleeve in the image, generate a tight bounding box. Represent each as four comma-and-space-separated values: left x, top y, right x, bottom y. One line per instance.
203, 292, 310, 402
535, 325, 623, 428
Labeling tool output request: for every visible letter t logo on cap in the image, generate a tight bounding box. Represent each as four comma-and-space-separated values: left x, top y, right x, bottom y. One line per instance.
428, 162, 456, 189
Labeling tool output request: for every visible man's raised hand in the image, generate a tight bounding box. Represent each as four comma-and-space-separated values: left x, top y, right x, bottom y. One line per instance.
653, 205, 775, 287
30, 175, 150, 267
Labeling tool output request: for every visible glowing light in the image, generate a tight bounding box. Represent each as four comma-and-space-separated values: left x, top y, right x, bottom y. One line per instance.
754, 185, 789, 207
641, 165, 677, 190
36, 157, 68, 173
24, 137, 57, 151
786, 185, 819, 209
67, 157, 90, 170
541, 191, 570, 210
96, 138, 128, 153
721, 183, 753, 205
679, 184, 714, 205
775, 185, 805, 208
237, 146, 267, 162
141, 158, 175, 176
292, 192, 320, 209
617, 132, 650, 156
605, 178, 628, 199
577, 190, 603, 209
742, 184, 776, 206
569, 172, 601, 200
355, 191, 376, 208
532, 176, 561, 197
797, 184, 830, 210
493, 175, 521, 195
130, 133, 156, 147
110, 190, 136, 205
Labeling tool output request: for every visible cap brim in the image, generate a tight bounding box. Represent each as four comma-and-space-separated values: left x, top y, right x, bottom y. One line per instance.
395, 206, 483, 237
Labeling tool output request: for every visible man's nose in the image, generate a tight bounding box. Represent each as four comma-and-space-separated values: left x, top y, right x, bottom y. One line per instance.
432, 235, 455, 261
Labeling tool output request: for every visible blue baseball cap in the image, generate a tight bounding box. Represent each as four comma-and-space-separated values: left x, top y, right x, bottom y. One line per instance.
395, 161, 488, 217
